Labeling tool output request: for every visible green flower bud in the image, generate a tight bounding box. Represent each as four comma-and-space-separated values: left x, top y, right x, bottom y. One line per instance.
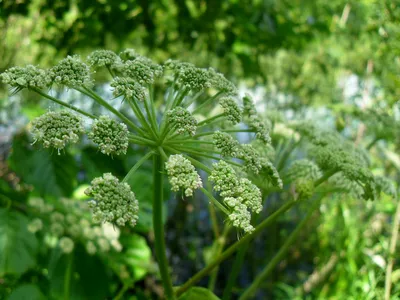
209, 161, 260, 233
31, 111, 84, 152
260, 160, 283, 189
237, 178, 263, 213
176, 65, 212, 92
0, 65, 51, 90
27, 218, 43, 233
213, 131, 241, 157
86, 241, 97, 255
87, 50, 120, 68
285, 159, 322, 182
122, 59, 154, 85
135, 56, 163, 78
59, 236, 74, 253
242, 94, 271, 144
165, 155, 203, 197
50, 212, 65, 223
50, 223, 64, 237
88, 115, 129, 156
219, 96, 241, 124
294, 179, 315, 200
209, 68, 238, 95
119, 48, 141, 61
167, 107, 197, 136
111, 77, 147, 101
239, 144, 263, 174
97, 237, 111, 252
85, 173, 139, 226
49, 55, 92, 87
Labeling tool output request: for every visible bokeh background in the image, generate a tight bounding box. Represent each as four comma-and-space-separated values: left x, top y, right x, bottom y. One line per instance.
1, 1, 400, 299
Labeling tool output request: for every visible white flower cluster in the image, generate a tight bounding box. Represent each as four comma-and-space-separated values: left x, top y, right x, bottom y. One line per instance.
31, 111, 84, 152
49, 55, 92, 87
219, 96, 241, 124
88, 115, 129, 156
209, 161, 262, 233
111, 77, 147, 101
242, 94, 271, 144
87, 50, 121, 68
167, 107, 198, 136
165, 155, 203, 197
27, 197, 123, 255
0, 65, 51, 90
85, 173, 139, 227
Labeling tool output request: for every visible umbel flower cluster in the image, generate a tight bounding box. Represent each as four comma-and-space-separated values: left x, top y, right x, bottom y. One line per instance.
27, 197, 123, 255
1, 49, 281, 233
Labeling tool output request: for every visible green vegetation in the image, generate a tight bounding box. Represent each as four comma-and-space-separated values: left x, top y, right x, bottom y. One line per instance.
0, 1, 399, 299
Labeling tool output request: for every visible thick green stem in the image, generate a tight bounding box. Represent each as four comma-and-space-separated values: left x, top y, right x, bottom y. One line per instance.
31, 87, 96, 119
175, 200, 296, 296
239, 197, 322, 300
153, 154, 176, 300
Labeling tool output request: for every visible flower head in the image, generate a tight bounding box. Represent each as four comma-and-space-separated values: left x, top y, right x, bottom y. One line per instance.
87, 50, 121, 68
219, 96, 241, 124
165, 155, 202, 197
209, 68, 238, 95
176, 65, 212, 92
167, 107, 197, 136
49, 55, 92, 87
0, 65, 51, 91
31, 111, 84, 152
213, 131, 241, 157
59, 237, 75, 253
88, 115, 129, 156
111, 77, 147, 101
122, 59, 154, 85
85, 173, 139, 226
242, 94, 271, 144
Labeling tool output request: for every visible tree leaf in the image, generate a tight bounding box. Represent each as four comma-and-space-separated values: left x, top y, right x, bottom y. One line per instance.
0, 209, 38, 276
178, 287, 221, 300
7, 284, 44, 300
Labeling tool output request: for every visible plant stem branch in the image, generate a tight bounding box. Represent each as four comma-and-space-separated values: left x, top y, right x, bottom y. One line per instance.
175, 200, 296, 296
122, 151, 154, 183
239, 197, 322, 300
153, 153, 176, 299
384, 199, 400, 300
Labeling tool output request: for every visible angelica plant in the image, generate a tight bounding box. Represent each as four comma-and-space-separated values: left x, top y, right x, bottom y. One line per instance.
1, 50, 284, 299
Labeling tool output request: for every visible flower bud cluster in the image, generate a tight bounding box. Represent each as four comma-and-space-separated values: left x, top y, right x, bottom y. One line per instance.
209, 161, 263, 233
213, 131, 241, 157
285, 159, 322, 182
111, 77, 147, 101
85, 173, 139, 226
242, 94, 271, 144
167, 107, 197, 136
122, 59, 154, 85
87, 50, 121, 68
31, 111, 84, 151
175, 63, 212, 92
219, 96, 241, 124
49, 55, 92, 87
0, 65, 51, 90
88, 115, 129, 156
165, 155, 203, 197
27, 197, 123, 255
209, 68, 238, 95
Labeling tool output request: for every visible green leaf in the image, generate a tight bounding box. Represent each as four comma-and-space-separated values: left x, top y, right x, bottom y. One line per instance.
0, 209, 38, 276
178, 287, 221, 300
49, 245, 110, 300
7, 284, 44, 300
8, 133, 78, 197
122, 235, 152, 281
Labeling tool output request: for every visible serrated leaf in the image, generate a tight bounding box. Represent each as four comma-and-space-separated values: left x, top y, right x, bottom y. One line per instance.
178, 287, 221, 300
0, 209, 38, 276
7, 284, 44, 300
